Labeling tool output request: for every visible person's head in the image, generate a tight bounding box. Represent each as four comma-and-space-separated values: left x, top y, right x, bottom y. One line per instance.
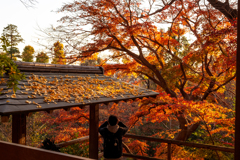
108, 115, 118, 126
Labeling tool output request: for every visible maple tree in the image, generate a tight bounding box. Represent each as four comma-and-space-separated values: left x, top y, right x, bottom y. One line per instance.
0, 0, 235, 159
45, 0, 237, 158
36, 108, 90, 156
206, 0, 237, 21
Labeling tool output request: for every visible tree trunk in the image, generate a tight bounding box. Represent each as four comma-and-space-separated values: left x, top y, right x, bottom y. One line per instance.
207, 0, 237, 21
174, 114, 200, 141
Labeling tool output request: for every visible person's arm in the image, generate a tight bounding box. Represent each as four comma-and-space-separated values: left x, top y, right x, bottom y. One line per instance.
118, 121, 128, 135
98, 121, 108, 136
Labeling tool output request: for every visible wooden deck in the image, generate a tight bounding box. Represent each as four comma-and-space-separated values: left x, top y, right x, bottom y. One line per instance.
0, 140, 93, 160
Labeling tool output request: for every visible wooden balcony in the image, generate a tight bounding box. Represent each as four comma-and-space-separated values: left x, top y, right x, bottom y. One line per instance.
0, 133, 234, 160
57, 133, 234, 160
0, 140, 93, 160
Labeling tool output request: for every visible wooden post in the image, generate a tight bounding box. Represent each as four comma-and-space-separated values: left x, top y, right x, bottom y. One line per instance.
89, 104, 99, 159
12, 114, 26, 145
1, 115, 10, 123
168, 143, 171, 160
236, 2, 240, 160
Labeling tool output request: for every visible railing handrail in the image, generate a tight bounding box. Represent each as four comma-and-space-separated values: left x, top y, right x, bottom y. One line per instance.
55, 133, 234, 160
57, 134, 234, 153
0, 140, 94, 160
124, 133, 234, 153
57, 134, 101, 148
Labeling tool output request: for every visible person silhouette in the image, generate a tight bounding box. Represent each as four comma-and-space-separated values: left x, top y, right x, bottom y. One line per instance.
99, 115, 128, 160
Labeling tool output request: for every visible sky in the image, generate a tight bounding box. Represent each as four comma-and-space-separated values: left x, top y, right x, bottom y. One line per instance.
0, 0, 194, 62
0, 0, 71, 54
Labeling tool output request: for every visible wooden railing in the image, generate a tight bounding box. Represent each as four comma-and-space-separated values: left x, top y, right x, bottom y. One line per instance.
124, 134, 234, 160
2, 134, 232, 160
0, 140, 94, 160
56, 133, 234, 160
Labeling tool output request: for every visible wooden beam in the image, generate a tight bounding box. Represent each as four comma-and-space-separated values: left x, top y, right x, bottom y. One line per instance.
64, 108, 70, 112
0, 140, 94, 160
12, 114, 26, 145
168, 143, 171, 160
103, 102, 110, 106
27, 112, 33, 117
131, 98, 137, 101
122, 142, 137, 160
46, 110, 53, 114
56, 134, 101, 148
123, 142, 133, 154
115, 101, 121, 104
1, 115, 9, 123
235, 2, 240, 159
151, 95, 157, 99
89, 104, 99, 159
78, 106, 84, 109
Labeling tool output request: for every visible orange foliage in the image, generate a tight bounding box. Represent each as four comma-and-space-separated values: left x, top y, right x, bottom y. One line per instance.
39, 107, 89, 143
127, 140, 149, 156
48, 0, 237, 158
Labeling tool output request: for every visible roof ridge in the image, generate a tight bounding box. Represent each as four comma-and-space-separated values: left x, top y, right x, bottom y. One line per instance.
14, 61, 104, 74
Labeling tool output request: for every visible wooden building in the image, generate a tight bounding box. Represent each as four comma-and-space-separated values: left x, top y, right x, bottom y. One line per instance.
0, 61, 158, 159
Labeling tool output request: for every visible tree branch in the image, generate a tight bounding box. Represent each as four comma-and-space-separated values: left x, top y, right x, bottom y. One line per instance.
207, 0, 237, 21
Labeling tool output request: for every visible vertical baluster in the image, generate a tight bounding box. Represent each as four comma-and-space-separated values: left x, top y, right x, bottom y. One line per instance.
89, 104, 99, 159
12, 114, 26, 145
168, 143, 171, 160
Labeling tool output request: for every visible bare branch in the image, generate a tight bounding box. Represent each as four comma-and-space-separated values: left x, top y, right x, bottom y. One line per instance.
20, 0, 38, 8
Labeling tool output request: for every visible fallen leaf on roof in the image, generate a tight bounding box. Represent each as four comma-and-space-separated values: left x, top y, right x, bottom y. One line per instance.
36, 105, 42, 108
25, 100, 32, 104
5, 73, 144, 108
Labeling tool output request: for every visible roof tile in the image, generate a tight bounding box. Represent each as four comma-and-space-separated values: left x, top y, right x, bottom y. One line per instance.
0, 62, 158, 115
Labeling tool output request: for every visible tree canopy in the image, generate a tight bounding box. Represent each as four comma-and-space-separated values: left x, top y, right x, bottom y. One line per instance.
51, 41, 66, 65
1, 24, 24, 60
22, 45, 35, 62
48, 0, 236, 148
0, 54, 25, 94
36, 51, 49, 63
0, 0, 235, 159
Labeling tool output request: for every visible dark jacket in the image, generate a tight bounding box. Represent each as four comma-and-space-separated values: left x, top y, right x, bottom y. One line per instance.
99, 121, 128, 159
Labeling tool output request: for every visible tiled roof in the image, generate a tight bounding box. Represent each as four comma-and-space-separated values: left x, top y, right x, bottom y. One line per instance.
0, 62, 158, 116
15, 61, 104, 74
